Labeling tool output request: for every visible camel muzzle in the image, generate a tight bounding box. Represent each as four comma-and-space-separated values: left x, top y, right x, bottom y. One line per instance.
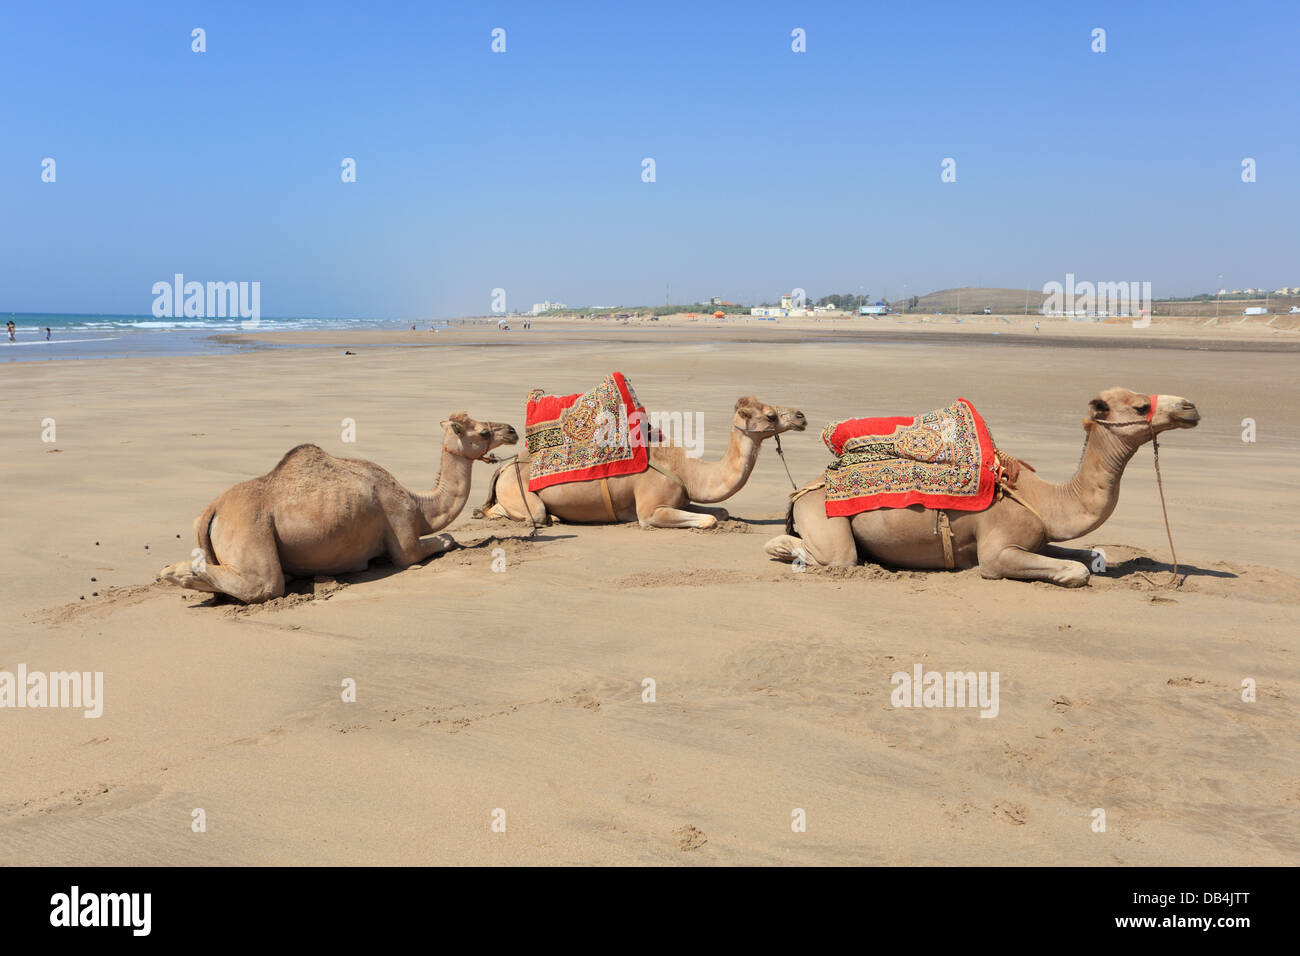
1171, 402, 1200, 427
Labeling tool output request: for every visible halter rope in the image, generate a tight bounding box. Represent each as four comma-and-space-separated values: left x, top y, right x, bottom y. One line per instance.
1091, 415, 1181, 588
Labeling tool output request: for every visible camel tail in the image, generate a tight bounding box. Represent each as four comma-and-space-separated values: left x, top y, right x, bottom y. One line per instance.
472, 461, 507, 519
197, 503, 219, 565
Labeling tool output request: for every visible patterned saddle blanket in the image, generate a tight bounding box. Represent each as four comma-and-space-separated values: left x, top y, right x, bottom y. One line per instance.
524, 372, 651, 492
820, 398, 1001, 517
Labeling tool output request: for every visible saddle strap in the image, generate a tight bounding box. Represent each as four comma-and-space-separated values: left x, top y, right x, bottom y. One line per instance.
1001, 485, 1049, 531
599, 477, 618, 522
647, 460, 688, 492
935, 511, 955, 569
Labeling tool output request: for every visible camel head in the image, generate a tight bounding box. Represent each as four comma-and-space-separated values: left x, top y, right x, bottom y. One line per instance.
733, 396, 808, 440
441, 412, 518, 461
1084, 387, 1200, 442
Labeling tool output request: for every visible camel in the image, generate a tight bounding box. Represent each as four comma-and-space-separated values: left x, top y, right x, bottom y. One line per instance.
158, 413, 517, 603
764, 388, 1199, 586
478, 396, 807, 529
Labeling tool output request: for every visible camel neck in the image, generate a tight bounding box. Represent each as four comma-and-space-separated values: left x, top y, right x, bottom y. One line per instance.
677, 424, 762, 503
415, 447, 475, 532
1024, 423, 1141, 541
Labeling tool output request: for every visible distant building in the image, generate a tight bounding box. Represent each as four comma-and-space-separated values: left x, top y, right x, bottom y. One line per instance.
531, 301, 567, 315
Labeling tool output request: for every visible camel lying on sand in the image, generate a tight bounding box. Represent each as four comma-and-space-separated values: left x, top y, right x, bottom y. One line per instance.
478, 396, 807, 529
765, 388, 1199, 586
158, 413, 517, 603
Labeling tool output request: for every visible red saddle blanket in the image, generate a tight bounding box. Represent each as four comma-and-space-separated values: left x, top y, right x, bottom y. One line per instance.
524, 372, 650, 492
820, 398, 999, 517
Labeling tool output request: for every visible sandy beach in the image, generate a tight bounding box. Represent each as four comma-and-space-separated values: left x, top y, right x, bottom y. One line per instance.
2, 318, 1296, 865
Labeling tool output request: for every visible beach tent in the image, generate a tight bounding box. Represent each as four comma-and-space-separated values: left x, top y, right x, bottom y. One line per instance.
713, 311, 725, 319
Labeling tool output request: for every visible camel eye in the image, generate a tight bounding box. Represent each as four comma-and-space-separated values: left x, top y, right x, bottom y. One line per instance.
1136, 404, 1150, 416
479, 429, 490, 438
766, 412, 778, 422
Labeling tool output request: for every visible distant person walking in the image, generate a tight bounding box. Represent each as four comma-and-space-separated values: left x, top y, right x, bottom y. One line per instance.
6, 320, 15, 342
45, 327, 52, 341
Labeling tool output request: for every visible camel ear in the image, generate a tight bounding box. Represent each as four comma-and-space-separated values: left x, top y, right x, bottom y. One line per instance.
1088, 398, 1109, 418
735, 396, 759, 412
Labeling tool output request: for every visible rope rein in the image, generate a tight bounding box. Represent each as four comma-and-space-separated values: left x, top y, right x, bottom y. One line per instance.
477, 452, 539, 538
773, 433, 798, 491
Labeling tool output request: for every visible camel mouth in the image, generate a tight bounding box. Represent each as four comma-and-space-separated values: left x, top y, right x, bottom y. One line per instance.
1171, 410, 1200, 428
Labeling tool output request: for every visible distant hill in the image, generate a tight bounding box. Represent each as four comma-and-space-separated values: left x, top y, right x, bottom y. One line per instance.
899, 287, 1299, 318
901, 288, 1049, 314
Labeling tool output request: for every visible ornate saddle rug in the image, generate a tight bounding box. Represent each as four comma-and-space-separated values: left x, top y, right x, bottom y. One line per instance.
525, 372, 650, 492
820, 398, 1000, 517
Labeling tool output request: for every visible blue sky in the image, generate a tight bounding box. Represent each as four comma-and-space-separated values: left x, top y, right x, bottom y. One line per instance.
2, 0, 1296, 318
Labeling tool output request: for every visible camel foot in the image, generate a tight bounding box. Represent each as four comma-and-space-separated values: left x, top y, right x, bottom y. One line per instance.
1056, 564, 1091, 588
158, 560, 206, 590
765, 534, 814, 564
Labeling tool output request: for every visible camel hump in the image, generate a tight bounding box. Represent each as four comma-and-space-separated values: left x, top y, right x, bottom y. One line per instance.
272, 443, 329, 472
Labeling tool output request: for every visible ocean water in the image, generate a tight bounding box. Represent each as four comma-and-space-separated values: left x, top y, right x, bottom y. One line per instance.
1, 314, 448, 362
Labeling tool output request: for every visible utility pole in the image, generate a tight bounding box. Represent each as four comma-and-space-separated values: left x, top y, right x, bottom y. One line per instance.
1216, 274, 1222, 320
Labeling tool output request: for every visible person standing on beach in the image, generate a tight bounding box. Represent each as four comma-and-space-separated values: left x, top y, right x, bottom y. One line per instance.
45, 327, 52, 341
6, 320, 14, 342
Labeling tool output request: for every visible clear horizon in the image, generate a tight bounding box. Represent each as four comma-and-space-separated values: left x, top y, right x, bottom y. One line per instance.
4, 1, 1297, 319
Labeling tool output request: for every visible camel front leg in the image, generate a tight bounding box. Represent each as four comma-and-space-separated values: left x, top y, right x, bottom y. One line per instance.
1041, 543, 1108, 574
388, 529, 458, 567
981, 545, 1091, 588
641, 506, 717, 529
684, 504, 729, 521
